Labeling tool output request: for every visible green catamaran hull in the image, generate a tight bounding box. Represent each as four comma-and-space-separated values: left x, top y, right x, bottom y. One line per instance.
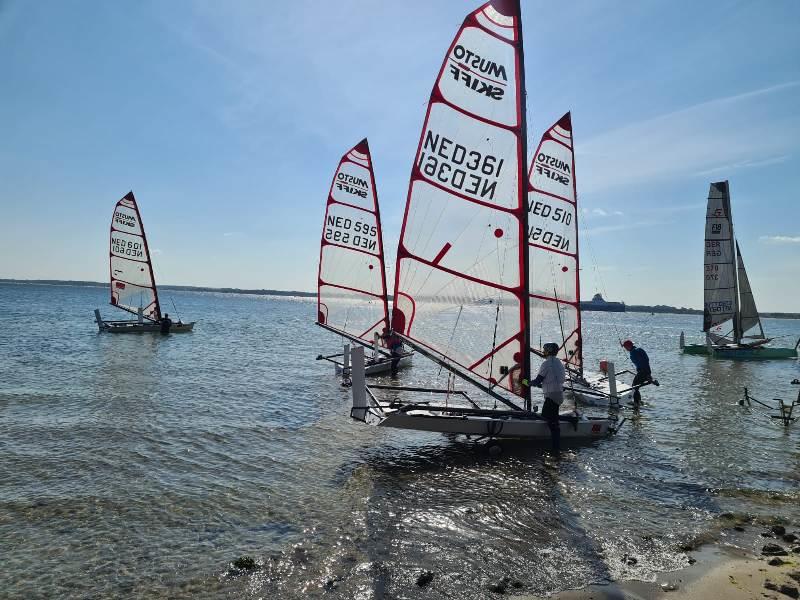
682, 344, 797, 360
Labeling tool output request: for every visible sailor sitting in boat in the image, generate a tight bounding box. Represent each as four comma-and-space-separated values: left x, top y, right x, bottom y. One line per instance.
530, 343, 566, 452
160, 313, 173, 334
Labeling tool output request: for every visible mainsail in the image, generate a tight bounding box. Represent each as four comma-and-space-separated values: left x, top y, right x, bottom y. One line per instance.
317, 139, 390, 346
703, 181, 737, 342
527, 112, 582, 373
392, 0, 529, 400
735, 240, 765, 339
109, 192, 161, 321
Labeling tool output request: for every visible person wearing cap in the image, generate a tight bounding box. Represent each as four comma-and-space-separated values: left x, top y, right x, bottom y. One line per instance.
159, 312, 172, 334
530, 342, 565, 452
622, 339, 651, 409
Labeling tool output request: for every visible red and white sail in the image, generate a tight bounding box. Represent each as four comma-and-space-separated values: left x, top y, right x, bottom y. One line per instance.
527, 112, 582, 372
109, 191, 161, 321
317, 139, 390, 345
392, 1, 529, 397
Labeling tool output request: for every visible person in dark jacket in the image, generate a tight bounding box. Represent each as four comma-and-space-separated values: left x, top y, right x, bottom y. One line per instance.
381, 327, 404, 376
160, 313, 173, 335
622, 339, 650, 409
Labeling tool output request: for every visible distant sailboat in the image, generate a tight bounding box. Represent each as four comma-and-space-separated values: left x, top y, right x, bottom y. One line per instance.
94, 192, 195, 333
315, 139, 412, 376
348, 1, 615, 440
680, 181, 797, 359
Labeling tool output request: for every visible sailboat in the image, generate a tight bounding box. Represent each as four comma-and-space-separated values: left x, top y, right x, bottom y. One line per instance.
349, 1, 616, 440
526, 112, 633, 406
94, 191, 195, 333
315, 139, 412, 376
680, 181, 797, 359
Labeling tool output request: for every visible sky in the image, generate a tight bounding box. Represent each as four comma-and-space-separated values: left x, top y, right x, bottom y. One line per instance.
1, 0, 799, 311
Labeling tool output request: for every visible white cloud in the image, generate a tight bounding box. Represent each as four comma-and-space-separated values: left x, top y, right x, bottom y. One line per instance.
760, 235, 800, 244
577, 81, 800, 192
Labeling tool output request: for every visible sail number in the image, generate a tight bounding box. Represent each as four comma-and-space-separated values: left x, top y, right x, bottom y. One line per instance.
325, 216, 377, 252
111, 236, 144, 258
418, 131, 504, 201
705, 240, 722, 257
704, 264, 720, 281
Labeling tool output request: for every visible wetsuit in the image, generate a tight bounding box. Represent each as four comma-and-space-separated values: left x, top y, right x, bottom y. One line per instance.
160, 316, 173, 334
629, 346, 651, 407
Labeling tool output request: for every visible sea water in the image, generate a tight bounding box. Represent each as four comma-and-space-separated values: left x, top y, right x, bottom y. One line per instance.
1, 282, 798, 599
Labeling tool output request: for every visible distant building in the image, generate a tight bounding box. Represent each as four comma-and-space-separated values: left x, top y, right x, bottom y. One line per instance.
580, 293, 626, 313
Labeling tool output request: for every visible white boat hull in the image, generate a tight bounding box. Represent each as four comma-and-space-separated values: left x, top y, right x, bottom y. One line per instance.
566, 371, 632, 407
376, 407, 611, 440
335, 354, 413, 377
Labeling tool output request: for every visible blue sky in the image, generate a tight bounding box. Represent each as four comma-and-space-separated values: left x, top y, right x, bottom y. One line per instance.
1, 0, 798, 311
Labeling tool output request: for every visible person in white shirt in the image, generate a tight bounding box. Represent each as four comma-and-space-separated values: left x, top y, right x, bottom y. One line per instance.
531, 342, 565, 451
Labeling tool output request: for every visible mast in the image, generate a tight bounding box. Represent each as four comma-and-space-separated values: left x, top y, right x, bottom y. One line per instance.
514, 0, 532, 411
727, 182, 741, 344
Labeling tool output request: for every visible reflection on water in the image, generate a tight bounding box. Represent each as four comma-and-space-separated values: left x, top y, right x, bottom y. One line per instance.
0, 282, 798, 599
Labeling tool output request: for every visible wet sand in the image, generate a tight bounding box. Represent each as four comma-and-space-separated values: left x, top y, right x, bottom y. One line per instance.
519, 526, 800, 600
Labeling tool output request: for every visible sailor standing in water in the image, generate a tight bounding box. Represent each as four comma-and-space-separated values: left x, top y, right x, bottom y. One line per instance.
531, 343, 565, 452
622, 339, 652, 410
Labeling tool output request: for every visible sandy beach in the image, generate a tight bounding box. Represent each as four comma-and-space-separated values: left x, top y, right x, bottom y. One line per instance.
519, 521, 800, 600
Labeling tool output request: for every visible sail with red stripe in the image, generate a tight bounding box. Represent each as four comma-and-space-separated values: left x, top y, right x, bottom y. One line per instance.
109, 191, 161, 321
317, 139, 390, 345
392, 0, 529, 398
527, 112, 582, 373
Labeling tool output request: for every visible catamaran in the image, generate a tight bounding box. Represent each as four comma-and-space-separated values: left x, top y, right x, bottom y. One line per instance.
349, 1, 619, 440
94, 191, 195, 333
315, 139, 412, 376
680, 181, 798, 359
526, 112, 633, 407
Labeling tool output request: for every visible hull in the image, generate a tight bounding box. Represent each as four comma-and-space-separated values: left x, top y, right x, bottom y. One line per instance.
377, 408, 611, 440
101, 321, 196, 334
336, 354, 413, 377
682, 344, 709, 355
683, 343, 796, 359
566, 371, 632, 407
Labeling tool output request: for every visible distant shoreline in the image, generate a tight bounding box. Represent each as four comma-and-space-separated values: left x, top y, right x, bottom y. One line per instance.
2, 278, 798, 319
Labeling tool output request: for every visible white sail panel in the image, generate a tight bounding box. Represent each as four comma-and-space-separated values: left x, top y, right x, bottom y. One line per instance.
109, 192, 160, 321
317, 140, 389, 344
735, 241, 764, 338
394, 0, 528, 396
703, 181, 737, 332
527, 113, 581, 371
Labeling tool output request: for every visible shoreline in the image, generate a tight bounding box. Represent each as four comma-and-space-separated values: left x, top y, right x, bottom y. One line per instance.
516, 523, 800, 600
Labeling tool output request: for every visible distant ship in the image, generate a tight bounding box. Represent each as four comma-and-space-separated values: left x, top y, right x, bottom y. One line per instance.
580, 293, 626, 312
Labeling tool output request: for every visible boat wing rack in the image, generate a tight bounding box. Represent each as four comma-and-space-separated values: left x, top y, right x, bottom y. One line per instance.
741, 383, 799, 427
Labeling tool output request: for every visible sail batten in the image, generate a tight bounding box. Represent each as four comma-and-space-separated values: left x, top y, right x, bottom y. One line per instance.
527, 112, 582, 373
109, 192, 161, 321
393, 1, 529, 399
317, 139, 390, 347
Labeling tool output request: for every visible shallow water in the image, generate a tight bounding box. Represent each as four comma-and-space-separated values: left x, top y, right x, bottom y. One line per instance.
1, 282, 798, 599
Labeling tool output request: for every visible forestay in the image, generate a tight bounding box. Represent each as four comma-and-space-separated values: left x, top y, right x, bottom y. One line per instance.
703, 181, 737, 341
109, 192, 161, 321
735, 241, 764, 339
527, 112, 582, 373
392, 0, 529, 398
317, 139, 390, 345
